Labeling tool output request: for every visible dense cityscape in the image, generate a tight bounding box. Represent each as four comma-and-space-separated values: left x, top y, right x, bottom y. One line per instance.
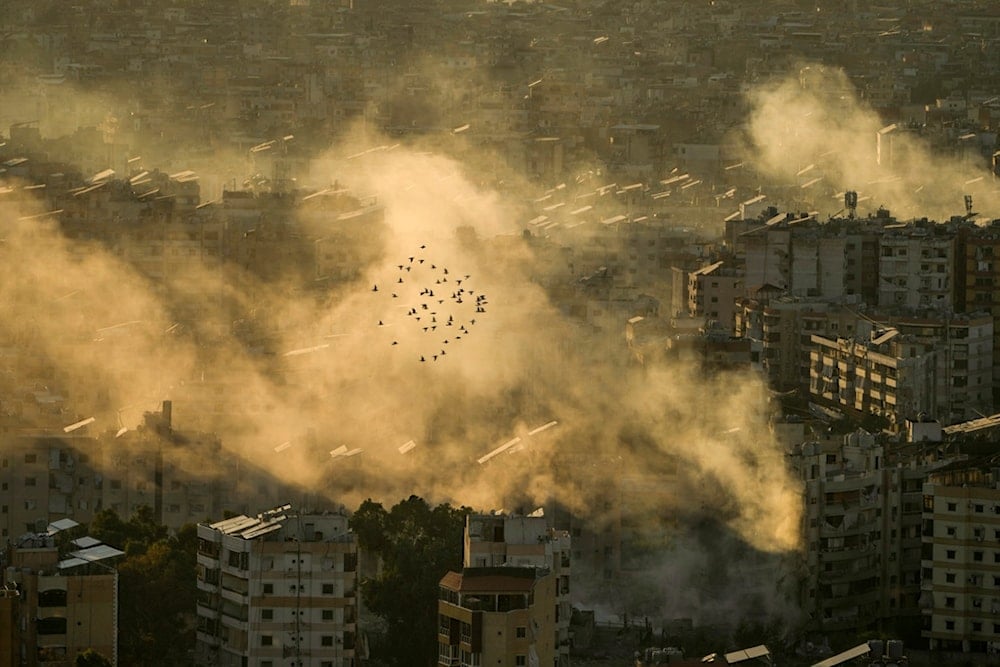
4, 0, 1000, 665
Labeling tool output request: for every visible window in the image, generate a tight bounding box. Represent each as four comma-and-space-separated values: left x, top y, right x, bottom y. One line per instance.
975, 551, 984, 562
516, 657, 527, 666
976, 504, 985, 513
261, 635, 273, 646
262, 583, 274, 595
36, 617, 67, 635
261, 609, 273, 620
948, 502, 957, 511
946, 573, 957, 583
516, 626, 526, 638
946, 620, 955, 630
323, 609, 334, 621
322, 584, 334, 595
24, 477, 36, 487
947, 550, 956, 560
946, 596, 956, 608
38, 589, 67, 607
24, 454, 36, 463
321, 636, 334, 647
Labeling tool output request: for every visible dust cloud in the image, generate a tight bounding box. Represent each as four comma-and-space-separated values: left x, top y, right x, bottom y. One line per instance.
742, 63, 1000, 220
0, 120, 803, 628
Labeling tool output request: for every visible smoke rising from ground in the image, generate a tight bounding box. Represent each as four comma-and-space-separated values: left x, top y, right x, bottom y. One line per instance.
743, 64, 1000, 220
0, 127, 802, 629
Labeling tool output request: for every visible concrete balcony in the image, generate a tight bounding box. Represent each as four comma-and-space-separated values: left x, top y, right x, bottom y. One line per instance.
197, 552, 220, 570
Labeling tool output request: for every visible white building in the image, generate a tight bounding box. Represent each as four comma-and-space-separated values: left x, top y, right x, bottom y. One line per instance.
194, 506, 360, 667
921, 463, 1000, 654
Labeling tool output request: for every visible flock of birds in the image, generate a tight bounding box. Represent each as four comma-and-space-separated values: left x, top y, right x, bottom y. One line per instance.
371, 244, 488, 363
275, 250, 559, 464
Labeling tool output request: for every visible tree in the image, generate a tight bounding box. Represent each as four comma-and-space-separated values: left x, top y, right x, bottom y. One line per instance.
85, 507, 196, 666
350, 496, 469, 666
74, 649, 112, 667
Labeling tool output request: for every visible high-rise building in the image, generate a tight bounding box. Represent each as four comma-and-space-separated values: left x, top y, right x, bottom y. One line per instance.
792, 429, 929, 637
920, 462, 1000, 654
194, 506, 360, 667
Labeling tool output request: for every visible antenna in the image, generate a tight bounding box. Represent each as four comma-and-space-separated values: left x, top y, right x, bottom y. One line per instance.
845, 190, 858, 219
965, 194, 976, 218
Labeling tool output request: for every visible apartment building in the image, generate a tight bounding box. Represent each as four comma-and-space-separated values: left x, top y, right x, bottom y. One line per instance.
742, 213, 854, 300
2, 531, 121, 667
194, 506, 360, 667
809, 314, 993, 427
464, 513, 571, 667
686, 260, 742, 333
889, 313, 995, 424
0, 402, 236, 538
920, 462, 1000, 654
793, 430, 928, 636
735, 293, 867, 391
878, 223, 955, 311
958, 222, 1000, 399
809, 330, 936, 427
437, 567, 557, 667
0, 433, 102, 543
99, 402, 232, 531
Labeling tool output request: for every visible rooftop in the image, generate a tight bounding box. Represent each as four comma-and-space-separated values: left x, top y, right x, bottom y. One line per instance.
440, 567, 542, 593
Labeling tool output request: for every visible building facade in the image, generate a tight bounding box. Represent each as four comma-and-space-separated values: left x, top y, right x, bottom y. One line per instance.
921, 463, 1000, 654
793, 429, 927, 636
464, 513, 571, 667
438, 567, 557, 667
194, 506, 360, 667
1, 532, 120, 667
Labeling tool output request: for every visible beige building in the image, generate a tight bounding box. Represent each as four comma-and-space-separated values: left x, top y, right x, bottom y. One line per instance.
809, 314, 993, 427
438, 567, 557, 667
464, 513, 571, 667
0, 402, 234, 539
1, 531, 120, 667
921, 463, 1000, 654
194, 506, 360, 667
686, 260, 743, 334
